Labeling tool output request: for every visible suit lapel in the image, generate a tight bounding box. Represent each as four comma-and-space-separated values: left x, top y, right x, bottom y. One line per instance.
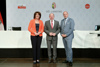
62, 19, 65, 26
33, 19, 36, 32
38, 20, 41, 31
63, 18, 70, 27
66, 18, 70, 24
48, 20, 51, 29
53, 20, 56, 29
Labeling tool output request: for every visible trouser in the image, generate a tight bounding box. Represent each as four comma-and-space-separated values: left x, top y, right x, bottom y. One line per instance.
31, 36, 42, 61
63, 37, 73, 62
47, 40, 57, 60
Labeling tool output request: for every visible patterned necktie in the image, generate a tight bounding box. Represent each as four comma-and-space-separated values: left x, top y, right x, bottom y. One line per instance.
51, 21, 53, 29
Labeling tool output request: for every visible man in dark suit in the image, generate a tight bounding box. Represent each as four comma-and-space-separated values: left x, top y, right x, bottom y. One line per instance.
44, 13, 60, 63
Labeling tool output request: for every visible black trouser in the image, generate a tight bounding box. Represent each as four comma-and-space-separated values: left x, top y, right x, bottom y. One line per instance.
31, 35, 42, 61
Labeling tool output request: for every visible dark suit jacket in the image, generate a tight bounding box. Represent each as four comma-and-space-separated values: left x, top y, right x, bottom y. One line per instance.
44, 20, 60, 40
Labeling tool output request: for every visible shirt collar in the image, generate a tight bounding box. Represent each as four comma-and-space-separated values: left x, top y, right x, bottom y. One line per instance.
50, 20, 54, 23
65, 17, 69, 21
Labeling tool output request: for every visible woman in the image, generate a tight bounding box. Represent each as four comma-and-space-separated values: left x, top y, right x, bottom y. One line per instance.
28, 11, 44, 64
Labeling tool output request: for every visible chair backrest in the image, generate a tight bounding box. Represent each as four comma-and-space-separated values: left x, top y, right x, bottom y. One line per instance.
12, 27, 21, 31
95, 25, 100, 31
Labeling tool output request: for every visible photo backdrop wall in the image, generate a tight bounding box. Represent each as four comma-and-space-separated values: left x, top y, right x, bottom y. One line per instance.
6, 0, 100, 30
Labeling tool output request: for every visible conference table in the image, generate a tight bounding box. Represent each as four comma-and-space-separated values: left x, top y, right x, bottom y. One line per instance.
0, 30, 100, 48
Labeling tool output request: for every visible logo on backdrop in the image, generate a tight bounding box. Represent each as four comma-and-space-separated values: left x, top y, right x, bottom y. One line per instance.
46, 2, 62, 13
52, 2, 56, 9
85, 4, 90, 9
18, 5, 26, 9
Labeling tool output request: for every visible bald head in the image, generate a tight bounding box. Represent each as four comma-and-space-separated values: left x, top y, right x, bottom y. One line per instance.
49, 13, 54, 16
63, 11, 68, 19
63, 11, 68, 14
49, 13, 55, 21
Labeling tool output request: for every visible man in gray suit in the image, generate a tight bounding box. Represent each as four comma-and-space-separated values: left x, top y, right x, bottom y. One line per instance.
44, 13, 60, 63
60, 11, 75, 66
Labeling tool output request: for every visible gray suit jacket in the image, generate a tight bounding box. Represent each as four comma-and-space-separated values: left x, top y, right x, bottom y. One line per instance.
44, 20, 60, 40
60, 18, 75, 39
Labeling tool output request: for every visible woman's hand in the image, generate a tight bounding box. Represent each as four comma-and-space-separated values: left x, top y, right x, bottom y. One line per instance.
34, 32, 41, 36
37, 32, 41, 35
34, 32, 38, 36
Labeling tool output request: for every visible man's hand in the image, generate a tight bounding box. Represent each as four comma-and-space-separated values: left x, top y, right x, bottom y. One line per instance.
49, 32, 56, 36
61, 34, 67, 37
49, 32, 53, 36
52, 33, 56, 36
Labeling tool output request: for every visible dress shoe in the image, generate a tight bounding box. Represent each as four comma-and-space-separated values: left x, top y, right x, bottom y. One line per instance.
62, 60, 69, 63
69, 62, 73, 66
48, 59, 51, 63
33, 61, 36, 64
53, 59, 56, 63
37, 60, 40, 63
